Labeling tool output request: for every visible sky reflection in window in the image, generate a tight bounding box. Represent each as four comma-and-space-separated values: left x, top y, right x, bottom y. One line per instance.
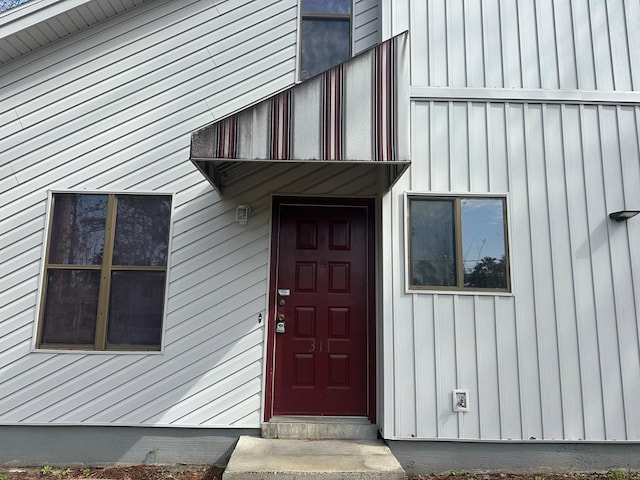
461, 199, 505, 270
301, 18, 351, 79
302, 0, 350, 14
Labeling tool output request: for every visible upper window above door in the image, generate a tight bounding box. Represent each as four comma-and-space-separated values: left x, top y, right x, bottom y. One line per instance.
299, 0, 352, 80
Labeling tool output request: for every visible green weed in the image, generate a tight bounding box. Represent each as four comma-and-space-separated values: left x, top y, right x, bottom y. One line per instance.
609, 469, 628, 480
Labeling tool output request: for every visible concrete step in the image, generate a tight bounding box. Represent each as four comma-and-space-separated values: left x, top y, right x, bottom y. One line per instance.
262, 416, 379, 440
223, 436, 406, 480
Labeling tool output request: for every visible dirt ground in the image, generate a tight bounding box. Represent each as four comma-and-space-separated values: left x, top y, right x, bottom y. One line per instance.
1, 465, 639, 480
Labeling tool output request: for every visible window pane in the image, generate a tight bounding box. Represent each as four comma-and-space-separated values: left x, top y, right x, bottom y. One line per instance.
112, 195, 171, 266
302, 0, 351, 14
49, 194, 107, 265
107, 271, 165, 347
461, 199, 507, 289
410, 199, 456, 287
301, 18, 350, 79
41, 270, 99, 344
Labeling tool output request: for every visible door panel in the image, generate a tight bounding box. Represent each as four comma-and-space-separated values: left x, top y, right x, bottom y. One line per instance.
272, 204, 370, 416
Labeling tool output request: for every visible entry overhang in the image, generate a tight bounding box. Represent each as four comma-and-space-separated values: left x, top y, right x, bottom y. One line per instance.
190, 32, 410, 193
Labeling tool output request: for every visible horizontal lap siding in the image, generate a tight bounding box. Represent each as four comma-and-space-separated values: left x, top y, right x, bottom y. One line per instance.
384, 100, 640, 441
406, 0, 639, 91
0, 0, 306, 427
354, 0, 380, 54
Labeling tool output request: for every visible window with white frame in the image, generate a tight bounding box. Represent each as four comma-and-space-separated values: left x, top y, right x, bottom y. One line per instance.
407, 195, 510, 292
37, 193, 172, 351
299, 0, 352, 80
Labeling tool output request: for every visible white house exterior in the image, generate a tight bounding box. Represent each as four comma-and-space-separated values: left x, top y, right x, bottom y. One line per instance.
1, 0, 639, 473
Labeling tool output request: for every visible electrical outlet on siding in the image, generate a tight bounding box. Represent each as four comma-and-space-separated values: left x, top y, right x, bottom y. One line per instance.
452, 389, 470, 413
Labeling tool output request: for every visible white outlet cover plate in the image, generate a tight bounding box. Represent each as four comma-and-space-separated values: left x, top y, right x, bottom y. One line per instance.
452, 389, 470, 412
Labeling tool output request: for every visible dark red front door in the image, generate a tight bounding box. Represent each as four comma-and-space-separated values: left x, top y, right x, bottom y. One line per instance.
270, 201, 372, 416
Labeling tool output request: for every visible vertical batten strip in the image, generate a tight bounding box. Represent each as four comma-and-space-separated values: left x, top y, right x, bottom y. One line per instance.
559, 104, 587, 440
486, 103, 494, 191
605, 0, 631, 91
536, 104, 563, 437
452, 295, 461, 438
623, 1, 640, 91
433, 294, 442, 438
493, 296, 505, 439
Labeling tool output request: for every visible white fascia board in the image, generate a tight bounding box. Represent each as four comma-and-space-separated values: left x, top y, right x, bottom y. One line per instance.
0, 0, 95, 39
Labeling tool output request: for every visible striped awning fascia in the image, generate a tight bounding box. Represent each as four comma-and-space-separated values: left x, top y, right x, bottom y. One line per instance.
190, 31, 410, 193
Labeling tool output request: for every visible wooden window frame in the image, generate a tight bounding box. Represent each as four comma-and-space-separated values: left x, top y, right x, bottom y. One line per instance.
36, 192, 171, 351
406, 194, 511, 293
299, 1, 353, 81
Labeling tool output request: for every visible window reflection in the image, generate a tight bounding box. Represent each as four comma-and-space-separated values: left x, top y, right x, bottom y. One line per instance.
39, 193, 172, 350
410, 199, 456, 286
107, 271, 165, 346
409, 196, 509, 291
302, 0, 350, 14
113, 195, 171, 266
49, 194, 107, 265
301, 18, 351, 79
41, 270, 100, 344
461, 199, 506, 289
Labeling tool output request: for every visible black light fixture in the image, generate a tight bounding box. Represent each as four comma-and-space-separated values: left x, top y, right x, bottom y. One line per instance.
609, 210, 640, 222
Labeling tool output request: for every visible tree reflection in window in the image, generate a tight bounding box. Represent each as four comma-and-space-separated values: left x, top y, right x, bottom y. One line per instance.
49, 194, 107, 265
461, 199, 507, 289
409, 196, 509, 291
39, 193, 172, 350
113, 195, 171, 266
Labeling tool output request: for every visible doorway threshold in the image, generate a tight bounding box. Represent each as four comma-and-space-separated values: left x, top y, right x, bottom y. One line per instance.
262, 416, 378, 439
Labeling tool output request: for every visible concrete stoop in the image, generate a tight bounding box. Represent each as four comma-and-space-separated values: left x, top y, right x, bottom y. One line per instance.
223, 436, 406, 480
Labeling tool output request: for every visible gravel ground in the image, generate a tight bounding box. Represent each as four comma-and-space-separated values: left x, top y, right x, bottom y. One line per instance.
2, 466, 639, 480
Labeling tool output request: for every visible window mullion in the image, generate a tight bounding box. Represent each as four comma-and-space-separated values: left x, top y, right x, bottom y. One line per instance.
95, 195, 117, 350
454, 198, 464, 288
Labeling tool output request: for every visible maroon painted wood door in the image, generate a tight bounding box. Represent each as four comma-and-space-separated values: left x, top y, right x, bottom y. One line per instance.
272, 204, 370, 416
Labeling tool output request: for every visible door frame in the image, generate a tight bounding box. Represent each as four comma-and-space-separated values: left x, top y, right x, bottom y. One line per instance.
264, 196, 376, 422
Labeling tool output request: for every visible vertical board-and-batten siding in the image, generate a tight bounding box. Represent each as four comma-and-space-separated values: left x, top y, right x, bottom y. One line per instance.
404, 0, 639, 91
381, 0, 640, 441
0, 0, 379, 428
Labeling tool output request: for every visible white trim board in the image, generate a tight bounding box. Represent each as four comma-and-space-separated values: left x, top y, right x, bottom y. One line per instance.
411, 87, 640, 106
